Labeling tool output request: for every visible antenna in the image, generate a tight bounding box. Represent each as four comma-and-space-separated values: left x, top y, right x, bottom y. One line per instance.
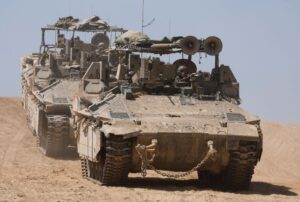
142, 0, 145, 33
168, 18, 172, 63
143, 18, 155, 28
141, 0, 155, 33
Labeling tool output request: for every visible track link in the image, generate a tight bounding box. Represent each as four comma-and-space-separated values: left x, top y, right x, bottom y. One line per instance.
223, 143, 258, 191
82, 137, 132, 186
39, 115, 69, 157
80, 157, 88, 177
197, 142, 258, 191
102, 138, 131, 185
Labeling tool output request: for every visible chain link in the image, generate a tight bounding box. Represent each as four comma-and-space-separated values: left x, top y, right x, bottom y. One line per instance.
136, 140, 217, 179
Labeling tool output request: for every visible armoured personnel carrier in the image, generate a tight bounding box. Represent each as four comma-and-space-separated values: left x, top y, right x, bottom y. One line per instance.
72, 31, 263, 190
20, 16, 125, 157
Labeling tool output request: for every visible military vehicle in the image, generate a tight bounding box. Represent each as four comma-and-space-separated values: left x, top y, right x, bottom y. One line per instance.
72, 30, 263, 190
20, 16, 125, 157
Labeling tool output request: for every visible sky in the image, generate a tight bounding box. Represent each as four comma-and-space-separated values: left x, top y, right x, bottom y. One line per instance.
0, 0, 299, 124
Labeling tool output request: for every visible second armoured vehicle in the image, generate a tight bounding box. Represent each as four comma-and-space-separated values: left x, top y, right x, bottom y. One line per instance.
72, 31, 263, 190
20, 16, 125, 156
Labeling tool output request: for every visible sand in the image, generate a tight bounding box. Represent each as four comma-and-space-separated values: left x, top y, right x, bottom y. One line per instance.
0, 97, 299, 202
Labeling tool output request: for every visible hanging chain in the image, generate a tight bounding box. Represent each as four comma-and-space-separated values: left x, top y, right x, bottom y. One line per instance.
136, 140, 217, 179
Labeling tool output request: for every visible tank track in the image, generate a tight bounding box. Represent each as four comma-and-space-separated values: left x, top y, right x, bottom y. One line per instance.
38, 115, 69, 157
80, 157, 88, 177
81, 137, 132, 186
102, 138, 131, 185
197, 142, 258, 191
223, 143, 258, 191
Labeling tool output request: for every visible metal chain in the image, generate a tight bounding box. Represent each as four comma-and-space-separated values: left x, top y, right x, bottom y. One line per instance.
136, 140, 217, 179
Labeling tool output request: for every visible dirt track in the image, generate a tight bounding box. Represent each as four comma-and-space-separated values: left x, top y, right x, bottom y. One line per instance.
0, 97, 299, 202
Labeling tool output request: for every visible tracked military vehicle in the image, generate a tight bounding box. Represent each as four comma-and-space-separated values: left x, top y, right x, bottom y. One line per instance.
73, 31, 263, 190
20, 16, 125, 157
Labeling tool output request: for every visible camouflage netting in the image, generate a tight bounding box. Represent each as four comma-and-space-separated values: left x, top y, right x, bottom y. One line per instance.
53, 16, 109, 31
115, 30, 150, 45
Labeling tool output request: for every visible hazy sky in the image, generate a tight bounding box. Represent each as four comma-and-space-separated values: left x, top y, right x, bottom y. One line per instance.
0, 0, 299, 124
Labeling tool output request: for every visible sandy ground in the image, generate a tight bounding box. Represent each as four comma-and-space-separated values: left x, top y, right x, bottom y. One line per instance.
0, 97, 299, 202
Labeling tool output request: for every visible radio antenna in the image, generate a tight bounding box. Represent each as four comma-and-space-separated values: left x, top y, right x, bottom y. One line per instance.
168, 18, 172, 62
141, 0, 155, 33
142, 0, 145, 33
